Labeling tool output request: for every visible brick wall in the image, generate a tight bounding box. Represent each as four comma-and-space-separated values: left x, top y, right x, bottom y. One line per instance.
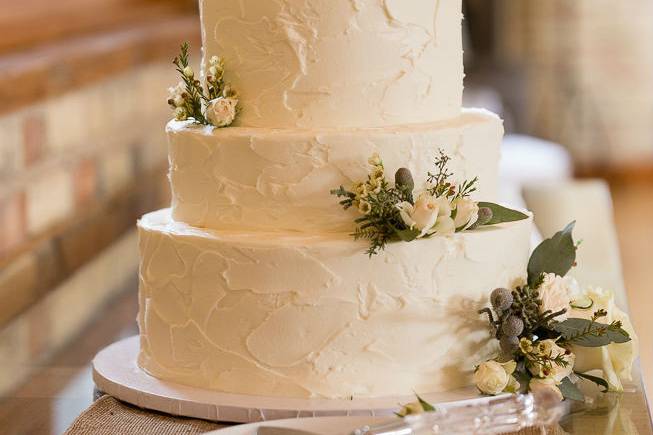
0, 14, 205, 397
0, 63, 173, 260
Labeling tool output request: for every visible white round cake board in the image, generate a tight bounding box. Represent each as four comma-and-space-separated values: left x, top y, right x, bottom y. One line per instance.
93, 336, 497, 424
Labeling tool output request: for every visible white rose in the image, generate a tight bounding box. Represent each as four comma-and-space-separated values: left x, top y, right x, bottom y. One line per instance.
538, 273, 574, 321
528, 339, 575, 382
452, 198, 479, 230
473, 360, 516, 396
568, 287, 639, 392
396, 193, 454, 238
206, 97, 238, 127
529, 377, 563, 402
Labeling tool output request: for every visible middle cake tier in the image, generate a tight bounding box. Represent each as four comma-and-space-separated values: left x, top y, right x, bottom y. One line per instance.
168, 108, 503, 233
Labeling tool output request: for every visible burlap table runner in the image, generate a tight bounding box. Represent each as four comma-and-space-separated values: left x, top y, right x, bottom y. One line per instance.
64, 395, 558, 434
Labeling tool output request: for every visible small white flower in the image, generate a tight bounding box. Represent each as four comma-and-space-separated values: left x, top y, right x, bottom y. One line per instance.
473, 360, 516, 396
358, 200, 372, 215
529, 377, 564, 402
352, 182, 368, 199
452, 197, 479, 230
206, 97, 238, 127
168, 81, 185, 100
183, 66, 194, 78
174, 107, 187, 121
368, 153, 383, 167
528, 339, 575, 382
209, 55, 220, 66
397, 193, 453, 238
370, 166, 385, 183
208, 66, 218, 77
538, 273, 573, 321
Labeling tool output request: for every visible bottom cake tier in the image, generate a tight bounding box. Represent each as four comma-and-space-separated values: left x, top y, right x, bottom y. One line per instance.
137, 209, 532, 399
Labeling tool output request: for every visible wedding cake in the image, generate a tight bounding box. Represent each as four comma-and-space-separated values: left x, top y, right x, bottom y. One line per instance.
136, 0, 533, 399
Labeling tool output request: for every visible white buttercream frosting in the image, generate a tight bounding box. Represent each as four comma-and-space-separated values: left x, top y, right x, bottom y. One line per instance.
137, 209, 532, 399
168, 108, 503, 233
199, 0, 463, 128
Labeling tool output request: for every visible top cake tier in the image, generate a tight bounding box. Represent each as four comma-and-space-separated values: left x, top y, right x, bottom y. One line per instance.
200, 0, 464, 128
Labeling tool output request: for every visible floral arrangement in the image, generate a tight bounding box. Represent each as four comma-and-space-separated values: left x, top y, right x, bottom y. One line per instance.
331, 151, 529, 256
472, 223, 638, 401
394, 225, 638, 417
167, 42, 239, 127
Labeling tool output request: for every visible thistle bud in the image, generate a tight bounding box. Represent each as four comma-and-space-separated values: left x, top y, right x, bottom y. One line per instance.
502, 315, 524, 337
183, 66, 194, 78
490, 288, 513, 312
500, 335, 520, 354
394, 168, 414, 190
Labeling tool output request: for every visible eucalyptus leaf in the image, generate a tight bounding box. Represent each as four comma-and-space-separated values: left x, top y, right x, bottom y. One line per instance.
575, 372, 609, 392
415, 393, 436, 412
527, 222, 577, 287
477, 202, 529, 225
553, 317, 631, 347
394, 227, 421, 242
559, 377, 584, 401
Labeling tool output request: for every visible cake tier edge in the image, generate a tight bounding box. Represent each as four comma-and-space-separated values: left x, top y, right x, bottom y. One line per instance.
137, 209, 533, 399
168, 108, 503, 233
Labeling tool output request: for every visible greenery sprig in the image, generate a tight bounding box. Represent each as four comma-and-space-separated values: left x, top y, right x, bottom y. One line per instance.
170, 42, 208, 124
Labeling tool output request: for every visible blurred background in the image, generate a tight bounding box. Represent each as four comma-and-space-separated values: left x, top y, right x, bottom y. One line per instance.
0, 1, 651, 433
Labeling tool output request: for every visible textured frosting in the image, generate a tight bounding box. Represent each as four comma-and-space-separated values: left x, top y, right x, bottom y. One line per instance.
199, 0, 463, 128
137, 209, 532, 399
168, 108, 503, 233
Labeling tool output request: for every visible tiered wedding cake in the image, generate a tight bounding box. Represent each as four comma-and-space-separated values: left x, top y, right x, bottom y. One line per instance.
137, 0, 533, 399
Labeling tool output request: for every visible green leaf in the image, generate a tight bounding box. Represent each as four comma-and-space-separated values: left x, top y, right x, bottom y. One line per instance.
553, 318, 631, 347
394, 227, 420, 242
415, 394, 436, 412
476, 202, 529, 225
575, 372, 609, 392
559, 377, 584, 401
527, 222, 577, 287
513, 370, 533, 394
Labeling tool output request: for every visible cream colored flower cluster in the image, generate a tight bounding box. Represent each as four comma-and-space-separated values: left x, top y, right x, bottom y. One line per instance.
477, 273, 638, 401
350, 153, 386, 215
167, 43, 238, 128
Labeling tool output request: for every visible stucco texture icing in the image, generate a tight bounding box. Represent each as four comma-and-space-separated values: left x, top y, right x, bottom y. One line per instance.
168, 108, 503, 233
199, 0, 463, 128
137, 209, 532, 399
